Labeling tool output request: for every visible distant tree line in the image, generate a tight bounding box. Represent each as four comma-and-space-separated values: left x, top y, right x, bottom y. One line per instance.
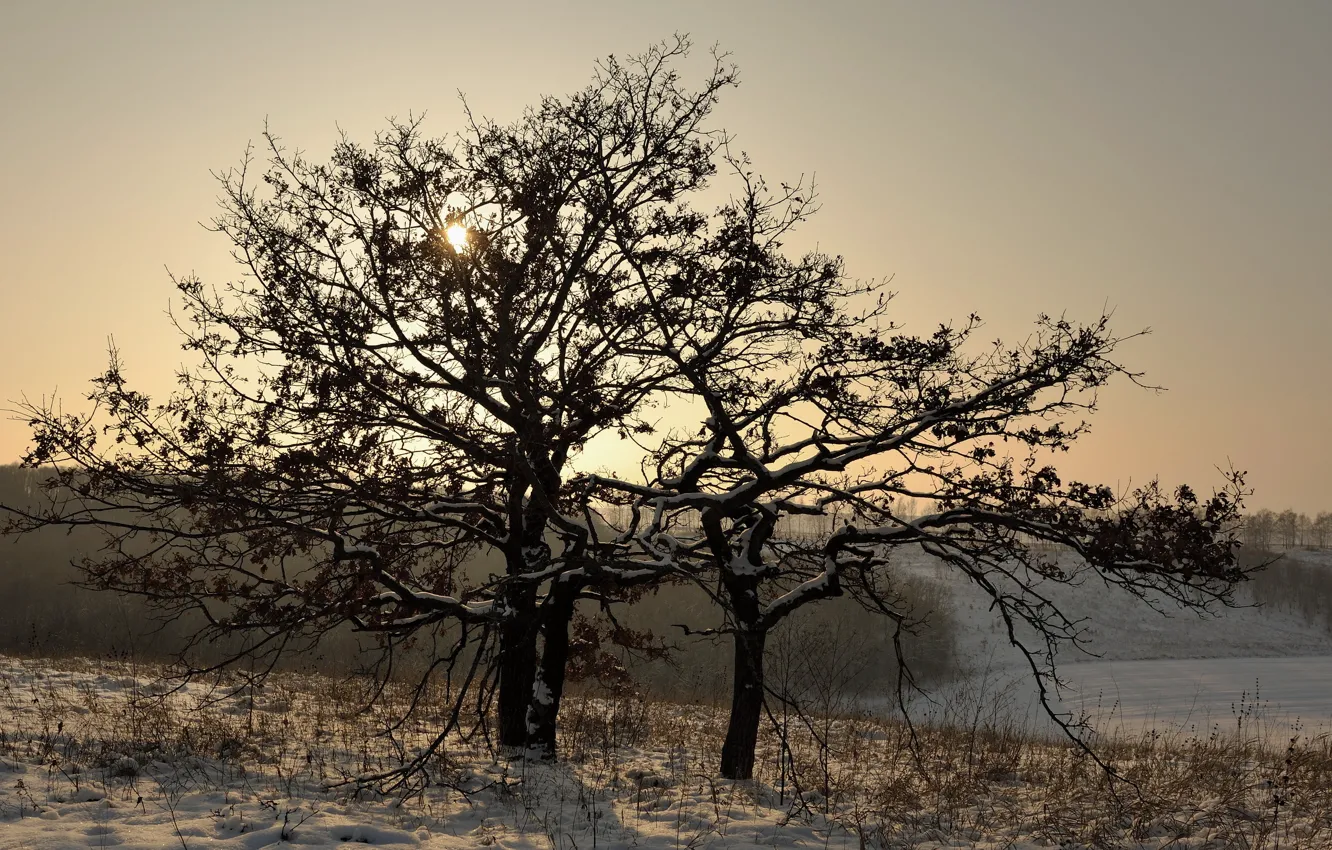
1241, 509, 1332, 551
1243, 550, 1332, 634
0, 463, 958, 695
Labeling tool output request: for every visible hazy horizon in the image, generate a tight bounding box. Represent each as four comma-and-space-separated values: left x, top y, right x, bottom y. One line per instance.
2, 1, 1329, 512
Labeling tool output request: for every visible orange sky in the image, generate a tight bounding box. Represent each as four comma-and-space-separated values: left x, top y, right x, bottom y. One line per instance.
2, 1, 1329, 512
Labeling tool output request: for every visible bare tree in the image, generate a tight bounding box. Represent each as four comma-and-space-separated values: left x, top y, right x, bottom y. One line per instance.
1313, 512, 1332, 549
1, 37, 1254, 788
588, 258, 1248, 779
1245, 509, 1277, 551
4, 38, 758, 773
1277, 510, 1300, 550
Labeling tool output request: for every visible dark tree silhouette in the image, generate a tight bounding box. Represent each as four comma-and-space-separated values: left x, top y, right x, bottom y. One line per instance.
1245, 509, 1277, 551
3, 38, 771, 772
1314, 512, 1332, 549
1276, 509, 1301, 549
587, 290, 1250, 778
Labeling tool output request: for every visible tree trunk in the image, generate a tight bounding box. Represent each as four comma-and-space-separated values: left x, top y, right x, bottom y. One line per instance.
496, 584, 538, 750
526, 579, 579, 758
720, 626, 767, 780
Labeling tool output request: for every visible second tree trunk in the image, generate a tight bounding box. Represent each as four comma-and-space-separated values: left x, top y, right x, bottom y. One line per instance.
720, 627, 767, 780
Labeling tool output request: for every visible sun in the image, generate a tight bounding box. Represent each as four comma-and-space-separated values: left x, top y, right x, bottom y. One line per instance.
445, 223, 469, 252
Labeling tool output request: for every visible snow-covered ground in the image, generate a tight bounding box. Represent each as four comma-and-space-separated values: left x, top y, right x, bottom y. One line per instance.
929, 656, 1332, 741
902, 551, 1332, 667
3, 551, 1332, 848
1286, 548, 1332, 569
0, 656, 845, 850
6, 653, 1332, 850
1054, 656, 1332, 734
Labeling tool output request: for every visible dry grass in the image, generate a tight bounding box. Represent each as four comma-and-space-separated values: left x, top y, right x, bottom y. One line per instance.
557, 690, 1332, 849
3, 654, 1332, 849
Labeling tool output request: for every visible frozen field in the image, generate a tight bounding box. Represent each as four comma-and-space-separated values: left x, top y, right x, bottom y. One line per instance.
1061, 655, 1332, 734
946, 656, 1332, 739
0, 656, 846, 850
900, 552, 1332, 667
5, 654, 1332, 849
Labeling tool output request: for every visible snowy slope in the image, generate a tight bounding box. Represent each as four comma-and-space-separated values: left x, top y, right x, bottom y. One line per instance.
1047, 655, 1332, 734
898, 550, 1332, 737
898, 550, 1332, 671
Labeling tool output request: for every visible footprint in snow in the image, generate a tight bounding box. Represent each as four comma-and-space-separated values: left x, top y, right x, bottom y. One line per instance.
84, 824, 124, 846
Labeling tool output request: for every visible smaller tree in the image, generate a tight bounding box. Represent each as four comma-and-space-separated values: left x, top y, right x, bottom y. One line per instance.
583, 179, 1250, 778
1277, 510, 1300, 550
1245, 509, 1277, 551
1313, 512, 1332, 549
591, 319, 1248, 779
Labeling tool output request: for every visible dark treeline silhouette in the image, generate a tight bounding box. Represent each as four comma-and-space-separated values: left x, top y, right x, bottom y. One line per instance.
0, 464, 171, 657
1242, 509, 1332, 550
0, 464, 381, 667
0, 464, 958, 696
1239, 543, 1332, 634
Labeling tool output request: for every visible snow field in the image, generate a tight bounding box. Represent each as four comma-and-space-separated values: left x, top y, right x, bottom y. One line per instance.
4, 655, 1332, 849
997, 656, 1332, 740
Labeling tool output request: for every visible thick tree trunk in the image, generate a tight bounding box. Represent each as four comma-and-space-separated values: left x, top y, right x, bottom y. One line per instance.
496, 585, 538, 750
720, 626, 767, 780
526, 579, 579, 758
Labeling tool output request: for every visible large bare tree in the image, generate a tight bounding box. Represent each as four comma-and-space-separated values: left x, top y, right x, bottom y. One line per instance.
4, 38, 769, 770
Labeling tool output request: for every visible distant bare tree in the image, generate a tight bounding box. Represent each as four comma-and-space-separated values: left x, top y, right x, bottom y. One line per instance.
1314, 512, 1332, 549
1245, 509, 1277, 551
1278, 510, 1301, 550
1297, 512, 1313, 548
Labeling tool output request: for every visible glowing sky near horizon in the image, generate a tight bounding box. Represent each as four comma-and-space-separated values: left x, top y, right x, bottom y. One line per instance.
1, 1, 1330, 511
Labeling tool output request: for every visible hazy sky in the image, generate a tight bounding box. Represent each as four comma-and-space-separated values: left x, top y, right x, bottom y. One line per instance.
2, 1, 1329, 511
